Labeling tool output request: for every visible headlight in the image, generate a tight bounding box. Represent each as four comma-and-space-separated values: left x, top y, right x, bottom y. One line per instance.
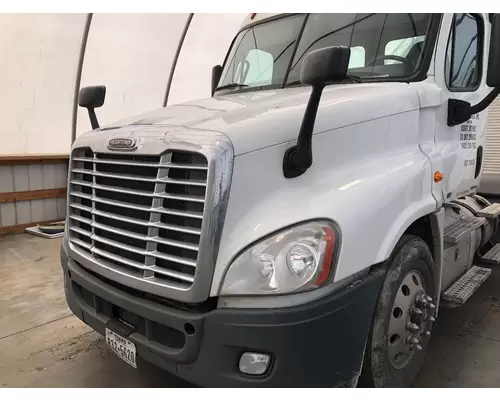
220, 221, 337, 296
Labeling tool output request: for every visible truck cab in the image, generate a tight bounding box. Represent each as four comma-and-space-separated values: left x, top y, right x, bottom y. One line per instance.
61, 13, 500, 387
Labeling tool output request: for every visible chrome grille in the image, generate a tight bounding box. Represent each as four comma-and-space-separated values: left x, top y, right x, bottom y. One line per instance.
68, 148, 208, 290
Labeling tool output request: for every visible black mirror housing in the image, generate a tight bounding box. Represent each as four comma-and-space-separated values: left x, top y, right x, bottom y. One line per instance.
79, 85, 106, 130
300, 46, 351, 87
487, 14, 500, 87
211, 65, 223, 96
283, 45, 351, 178
79, 85, 106, 109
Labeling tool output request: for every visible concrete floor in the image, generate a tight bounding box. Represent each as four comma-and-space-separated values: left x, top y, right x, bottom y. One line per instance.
1, 234, 500, 387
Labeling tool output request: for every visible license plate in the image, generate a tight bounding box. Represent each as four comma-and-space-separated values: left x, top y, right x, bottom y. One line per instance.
105, 328, 137, 368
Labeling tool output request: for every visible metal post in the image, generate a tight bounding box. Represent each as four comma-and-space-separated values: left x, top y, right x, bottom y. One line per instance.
163, 13, 194, 107
71, 13, 93, 145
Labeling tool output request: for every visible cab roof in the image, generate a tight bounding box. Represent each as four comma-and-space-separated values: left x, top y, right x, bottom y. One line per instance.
240, 13, 286, 30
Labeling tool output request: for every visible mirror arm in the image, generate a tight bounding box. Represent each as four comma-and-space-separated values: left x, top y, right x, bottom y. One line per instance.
87, 108, 99, 130
211, 65, 223, 96
469, 86, 500, 115
448, 86, 500, 127
283, 83, 325, 178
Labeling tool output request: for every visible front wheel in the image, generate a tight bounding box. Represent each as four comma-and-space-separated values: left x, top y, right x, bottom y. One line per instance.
359, 235, 437, 388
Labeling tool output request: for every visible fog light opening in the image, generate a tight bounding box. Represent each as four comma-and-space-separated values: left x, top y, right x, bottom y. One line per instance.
184, 323, 195, 336
238, 352, 271, 376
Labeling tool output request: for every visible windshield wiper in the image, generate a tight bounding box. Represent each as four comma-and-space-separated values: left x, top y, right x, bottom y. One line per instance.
286, 75, 363, 87
213, 83, 249, 92
344, 75, 363, 83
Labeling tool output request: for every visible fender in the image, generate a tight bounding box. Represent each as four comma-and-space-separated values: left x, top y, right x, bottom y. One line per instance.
378, 207, 444, 310
212, 109, 440, 295
376, 198, 437, 262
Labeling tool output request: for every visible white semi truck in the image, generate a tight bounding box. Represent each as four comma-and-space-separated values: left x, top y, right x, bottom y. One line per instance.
61, 13, 500, 387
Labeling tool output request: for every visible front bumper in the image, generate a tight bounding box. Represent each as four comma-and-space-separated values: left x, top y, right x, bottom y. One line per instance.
61, 239, 384, 387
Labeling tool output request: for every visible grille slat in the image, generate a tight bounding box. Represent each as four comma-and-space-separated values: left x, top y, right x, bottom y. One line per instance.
69, 213, 92, 225
90, 247, 195, 284
71, 179, 205, 203
69, 148, 208, 289
91, 247, 148, 271
151, 251, 197, 267
71, 237, 93, 250
72, 168, 207, 187
92, 234, 149, 257
71, 192, 203, 219
75, 219, 200, 251
69, 202, 92, 213
90, 208, 201, 235
70, 226, 92, 237
70, 191, 92, 201
73, 156, 208, 170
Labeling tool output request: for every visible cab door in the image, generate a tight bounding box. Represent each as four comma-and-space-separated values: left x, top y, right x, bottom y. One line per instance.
434, 13, 490, 201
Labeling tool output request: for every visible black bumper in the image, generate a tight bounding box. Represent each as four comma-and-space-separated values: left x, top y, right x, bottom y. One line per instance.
61, 240, 384, 387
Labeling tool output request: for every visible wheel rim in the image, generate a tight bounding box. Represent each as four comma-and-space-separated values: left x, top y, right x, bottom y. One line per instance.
388, 270, 436, 370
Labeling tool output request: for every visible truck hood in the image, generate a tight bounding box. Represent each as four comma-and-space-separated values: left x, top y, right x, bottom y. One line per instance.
99, 83, 420, 155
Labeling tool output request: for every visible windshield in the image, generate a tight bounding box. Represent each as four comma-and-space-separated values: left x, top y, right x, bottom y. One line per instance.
217, 13, 433, 93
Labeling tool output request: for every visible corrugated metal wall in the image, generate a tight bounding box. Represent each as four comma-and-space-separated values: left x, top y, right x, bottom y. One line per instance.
483, 97, 500, 174
0, 163, 67, 228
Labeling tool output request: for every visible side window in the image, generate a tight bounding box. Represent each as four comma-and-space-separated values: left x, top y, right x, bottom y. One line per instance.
349, 46, 366, 68
385, 36, 425, 65
445, 13, 482, 90
235, 49, 274, 87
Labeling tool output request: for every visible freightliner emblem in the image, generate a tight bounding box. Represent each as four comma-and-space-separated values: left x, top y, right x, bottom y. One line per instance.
107, 138, 137, 151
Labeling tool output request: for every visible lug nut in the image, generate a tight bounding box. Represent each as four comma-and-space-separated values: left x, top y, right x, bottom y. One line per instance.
429, 316, 436, 322
426, 295, 433, 302
424, 330, 431, 336
427, 303, 436, 310
412, 344, 423, 351
407, 322, 420, 332
407, 335, 420, 345
412, 307, 423, 315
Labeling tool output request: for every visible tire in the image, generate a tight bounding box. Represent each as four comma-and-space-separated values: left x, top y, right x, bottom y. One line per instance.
359, 234, 435, 388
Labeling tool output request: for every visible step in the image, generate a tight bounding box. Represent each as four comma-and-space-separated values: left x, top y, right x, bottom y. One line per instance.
476, 203, 500, 219
481, 243, 500, 265
441, 265, 491, 306
443, 217, 486, 244
472, 194, 491, 207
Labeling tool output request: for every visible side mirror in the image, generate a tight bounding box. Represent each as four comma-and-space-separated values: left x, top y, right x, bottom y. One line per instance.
449, 15, 500, 126
79, 85, 106, 129
300, 45, 350, 86
283, 46, 351, 178
487, 14, 500, 87
211, 65, 223, 96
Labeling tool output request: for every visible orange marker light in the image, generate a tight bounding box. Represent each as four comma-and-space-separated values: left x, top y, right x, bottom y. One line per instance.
434, 171, 443, 182
315, 226, 335, 286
